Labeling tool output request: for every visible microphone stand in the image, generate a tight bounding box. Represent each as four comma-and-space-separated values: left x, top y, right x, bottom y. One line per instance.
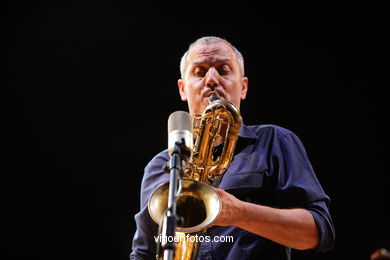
160, 141, 189, 260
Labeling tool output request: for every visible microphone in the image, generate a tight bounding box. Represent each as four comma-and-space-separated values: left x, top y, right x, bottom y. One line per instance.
167, 111, 193, 159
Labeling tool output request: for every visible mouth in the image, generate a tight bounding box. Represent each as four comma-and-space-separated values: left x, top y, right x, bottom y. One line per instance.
203, 90, 224, 101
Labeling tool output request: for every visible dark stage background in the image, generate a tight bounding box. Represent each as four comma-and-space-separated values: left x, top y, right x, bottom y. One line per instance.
3, 1, 389, 259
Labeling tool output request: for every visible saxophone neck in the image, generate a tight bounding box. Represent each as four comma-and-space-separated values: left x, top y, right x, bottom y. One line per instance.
209, 93, 221, 103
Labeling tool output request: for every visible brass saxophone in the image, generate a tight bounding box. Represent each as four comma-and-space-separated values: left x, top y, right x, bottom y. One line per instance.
148, 94, 242, 260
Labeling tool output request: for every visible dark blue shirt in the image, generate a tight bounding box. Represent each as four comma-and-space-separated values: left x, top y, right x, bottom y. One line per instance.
130, 124, 335, 259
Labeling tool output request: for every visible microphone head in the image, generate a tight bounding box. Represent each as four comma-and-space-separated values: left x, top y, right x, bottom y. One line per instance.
167, 111, 193, 157
168, 111, 193, 134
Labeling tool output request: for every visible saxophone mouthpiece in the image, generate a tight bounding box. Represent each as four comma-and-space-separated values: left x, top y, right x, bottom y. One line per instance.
209, 93, 220, 104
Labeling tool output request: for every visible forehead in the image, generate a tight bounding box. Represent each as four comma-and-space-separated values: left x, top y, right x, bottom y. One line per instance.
187, 42, 237, 65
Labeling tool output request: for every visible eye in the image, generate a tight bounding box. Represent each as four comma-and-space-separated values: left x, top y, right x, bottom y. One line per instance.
194, 67, 206, 77
218, 64, 231, 75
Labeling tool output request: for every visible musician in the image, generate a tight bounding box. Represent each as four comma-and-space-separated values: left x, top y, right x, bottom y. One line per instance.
130, 36, 335, 259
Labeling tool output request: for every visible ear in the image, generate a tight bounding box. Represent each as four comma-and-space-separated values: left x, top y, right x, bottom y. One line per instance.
178, 79, 187, 101
240, 77, 248, 100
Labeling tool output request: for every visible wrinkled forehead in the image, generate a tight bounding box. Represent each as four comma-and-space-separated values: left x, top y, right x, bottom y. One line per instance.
187, 42, 237, 66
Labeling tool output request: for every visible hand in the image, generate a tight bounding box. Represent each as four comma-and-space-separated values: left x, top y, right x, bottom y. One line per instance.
213, 188, 244, 227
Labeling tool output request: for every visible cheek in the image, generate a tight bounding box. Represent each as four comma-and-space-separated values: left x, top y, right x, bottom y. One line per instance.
222, 79, 239, 94
190, 79, 203, 89
184, 82, 201, 101
223, 80, 244, 104
187, 80, 204, 95
185, 87, 197, 100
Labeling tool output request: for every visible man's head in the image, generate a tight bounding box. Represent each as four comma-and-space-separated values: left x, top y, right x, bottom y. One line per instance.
178, 36, 248, 116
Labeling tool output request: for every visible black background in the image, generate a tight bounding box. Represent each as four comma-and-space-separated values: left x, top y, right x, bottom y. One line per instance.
3, 1, 389, 259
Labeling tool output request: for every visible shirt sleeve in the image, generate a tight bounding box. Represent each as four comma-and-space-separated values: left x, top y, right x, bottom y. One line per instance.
130, 151, 170, 259
271, 131, 335, 252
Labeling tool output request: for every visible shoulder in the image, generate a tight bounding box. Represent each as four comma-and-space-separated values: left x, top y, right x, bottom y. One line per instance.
244, 124, 307, 154
246, 124, 295, 139
140, 149, 170, 207
142, 149, 170, 185
145, 149, 170, 170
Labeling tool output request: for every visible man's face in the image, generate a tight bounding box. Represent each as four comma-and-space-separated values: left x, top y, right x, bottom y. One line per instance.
178, 41, 248, 116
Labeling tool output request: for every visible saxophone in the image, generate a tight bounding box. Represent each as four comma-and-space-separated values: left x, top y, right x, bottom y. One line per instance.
148, 94, 242, 260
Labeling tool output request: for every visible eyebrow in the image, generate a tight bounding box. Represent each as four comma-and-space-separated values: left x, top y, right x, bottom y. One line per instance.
191, 58, 233, 67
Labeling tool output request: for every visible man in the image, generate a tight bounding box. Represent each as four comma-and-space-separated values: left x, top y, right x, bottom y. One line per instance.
130, 36, 335, 259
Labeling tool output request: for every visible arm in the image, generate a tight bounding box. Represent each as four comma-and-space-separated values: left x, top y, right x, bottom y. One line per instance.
131, 151, 170, 259
213, 188, 320, 250
212, 126, 334, 252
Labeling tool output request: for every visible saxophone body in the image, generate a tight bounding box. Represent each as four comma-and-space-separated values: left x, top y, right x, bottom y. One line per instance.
148, 94, 242, 260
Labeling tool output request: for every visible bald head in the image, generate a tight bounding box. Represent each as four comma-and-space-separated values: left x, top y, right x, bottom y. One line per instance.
180, 36, 245, 79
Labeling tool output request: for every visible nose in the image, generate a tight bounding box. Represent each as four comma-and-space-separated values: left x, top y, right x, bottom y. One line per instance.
205, 67, 219, 89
